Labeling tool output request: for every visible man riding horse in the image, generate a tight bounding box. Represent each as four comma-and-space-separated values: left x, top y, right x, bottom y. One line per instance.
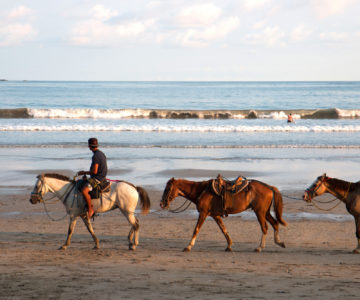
78, 138, 108, 218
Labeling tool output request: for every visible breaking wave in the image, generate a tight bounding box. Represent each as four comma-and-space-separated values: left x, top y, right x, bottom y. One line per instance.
1, 108, 360, 119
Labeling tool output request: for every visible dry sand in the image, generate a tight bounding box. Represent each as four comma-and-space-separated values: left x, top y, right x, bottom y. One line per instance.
1, 187, 360, 299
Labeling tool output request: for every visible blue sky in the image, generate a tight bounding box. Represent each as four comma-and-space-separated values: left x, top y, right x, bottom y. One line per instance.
0, 0, 359, 81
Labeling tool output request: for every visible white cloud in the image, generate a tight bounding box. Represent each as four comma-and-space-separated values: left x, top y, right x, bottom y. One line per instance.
91, 4, 118, 21
8, 5, 33, 19
291, 24, 313, 41
253, 19, 267, 30
177, 3, 222, 27
246, 26, 286, 47
70, 5, 155, 46
0, 23, 36, 47
319, 31, 349, 42
312, 0, 357, 18
242, 0, 271, 11
0, 6, 36, 47
177, 16, 240, 47
173, 3, 239, 47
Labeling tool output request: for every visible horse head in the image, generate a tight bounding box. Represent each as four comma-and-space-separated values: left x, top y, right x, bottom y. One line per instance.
303, 173, 327, 202
160, 177, 178, 209
30, 175, 44, 204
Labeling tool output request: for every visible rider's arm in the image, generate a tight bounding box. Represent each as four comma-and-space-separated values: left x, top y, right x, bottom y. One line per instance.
78, 163, 98, 176
91, 163, 99, 176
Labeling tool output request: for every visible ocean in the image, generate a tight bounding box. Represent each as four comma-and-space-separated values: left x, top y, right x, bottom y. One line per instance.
1, 81, 360, 200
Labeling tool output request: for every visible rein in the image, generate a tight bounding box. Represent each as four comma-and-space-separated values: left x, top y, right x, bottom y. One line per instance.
162, 180, 195, 214
311, 198, 343, 211
305, 176, 352, 212
168, 199, 192, 213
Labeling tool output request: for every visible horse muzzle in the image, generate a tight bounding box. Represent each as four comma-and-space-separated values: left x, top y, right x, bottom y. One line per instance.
160, 199, 168, 209
30, 193, 41, 204
302, 190, 312, 202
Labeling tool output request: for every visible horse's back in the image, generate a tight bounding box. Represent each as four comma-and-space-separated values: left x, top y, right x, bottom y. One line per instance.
249, 180, 276, 196
112, 181, 139, 209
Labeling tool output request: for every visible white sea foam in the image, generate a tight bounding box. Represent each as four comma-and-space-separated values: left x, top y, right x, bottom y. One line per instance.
258, 111, 301, 119
28, 108, 150, 119
337, 109, 360, 118
23, 108, 360, 120
2, 123, 360, 132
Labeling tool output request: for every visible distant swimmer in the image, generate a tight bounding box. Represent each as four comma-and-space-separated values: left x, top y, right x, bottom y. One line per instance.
287, 113, 294, 123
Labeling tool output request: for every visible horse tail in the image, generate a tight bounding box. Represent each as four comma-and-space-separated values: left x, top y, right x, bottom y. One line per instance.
271, 186, 287, 227
136, 186, 151, 215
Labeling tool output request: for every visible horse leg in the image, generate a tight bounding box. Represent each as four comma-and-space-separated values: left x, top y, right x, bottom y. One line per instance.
353, 215, 360, 254
266, 211, 286, 248
183, 212, 207, 252
80, 214, 100, 249
254, 211, 268, 253
213, 216, 233, 251
124, 211, 139, 251
59, 216, 78, 250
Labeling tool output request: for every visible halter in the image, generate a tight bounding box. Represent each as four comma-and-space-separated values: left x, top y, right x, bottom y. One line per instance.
304, 175, 328, 201
161, 181, 174, 209
31, 174, 75, 204
161, 180, 192, 213
30, 175, 47, 203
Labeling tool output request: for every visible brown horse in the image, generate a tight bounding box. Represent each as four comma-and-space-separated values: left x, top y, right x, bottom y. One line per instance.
303, 173, 360, 253
160, 177, 287, 252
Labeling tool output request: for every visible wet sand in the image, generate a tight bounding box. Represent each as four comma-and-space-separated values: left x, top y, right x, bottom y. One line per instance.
1, 183, 360, 300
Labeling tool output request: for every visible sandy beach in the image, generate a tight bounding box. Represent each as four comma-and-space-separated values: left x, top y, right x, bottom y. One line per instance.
1, 177, 359, 300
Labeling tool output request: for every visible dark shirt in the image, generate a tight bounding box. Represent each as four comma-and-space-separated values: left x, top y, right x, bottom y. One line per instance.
90, 149, 107, 181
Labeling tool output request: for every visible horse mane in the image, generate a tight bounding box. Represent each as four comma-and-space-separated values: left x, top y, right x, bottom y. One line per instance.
327, 177, 358, 192
42, 173, 71, 182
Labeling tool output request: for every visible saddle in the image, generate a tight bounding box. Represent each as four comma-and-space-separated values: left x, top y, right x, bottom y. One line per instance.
211, 174, 249, 217
76, 178, 111, 199
89, 180, 111, 199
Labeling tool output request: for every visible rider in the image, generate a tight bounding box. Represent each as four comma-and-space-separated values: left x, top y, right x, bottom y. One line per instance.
78, 138, 108, 218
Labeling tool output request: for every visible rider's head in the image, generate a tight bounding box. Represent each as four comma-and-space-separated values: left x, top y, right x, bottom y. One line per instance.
88, 138, 98, 150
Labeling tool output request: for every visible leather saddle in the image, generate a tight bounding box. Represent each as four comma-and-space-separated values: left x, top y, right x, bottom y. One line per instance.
89, 180, 111, 199
211, 174, 249, 216
76, 179, 111, 200
212, 174, 248, 196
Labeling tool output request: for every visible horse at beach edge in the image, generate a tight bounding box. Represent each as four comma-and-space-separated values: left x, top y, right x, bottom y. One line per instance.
160, 176, 287, 253
303, 173, 360, 253
30, 173, 150, 250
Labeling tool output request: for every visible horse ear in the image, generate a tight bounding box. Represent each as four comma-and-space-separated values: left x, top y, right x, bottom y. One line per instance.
171, 177, 175, 181
323, 173, 326, 178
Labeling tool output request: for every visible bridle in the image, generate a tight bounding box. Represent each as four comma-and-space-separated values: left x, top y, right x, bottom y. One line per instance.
161, 180, 193, 213
31, 175, 74, 204
304, 176, 327, 201
161, 181, 174, 209
30, 175, 47, 203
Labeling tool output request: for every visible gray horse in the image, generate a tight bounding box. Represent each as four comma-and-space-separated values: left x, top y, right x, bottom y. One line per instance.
30, 173, 150, 250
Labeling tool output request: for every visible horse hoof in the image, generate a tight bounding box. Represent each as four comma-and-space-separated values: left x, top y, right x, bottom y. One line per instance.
58, 246, 66, 251
254, 247, 262, 253
129, 245, 136, 251
183, 247, 191, 252
278, 242, 286, 248
225, 247, 232, 252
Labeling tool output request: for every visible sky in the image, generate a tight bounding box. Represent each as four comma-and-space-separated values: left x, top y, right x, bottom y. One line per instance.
0, 0, 360, 81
